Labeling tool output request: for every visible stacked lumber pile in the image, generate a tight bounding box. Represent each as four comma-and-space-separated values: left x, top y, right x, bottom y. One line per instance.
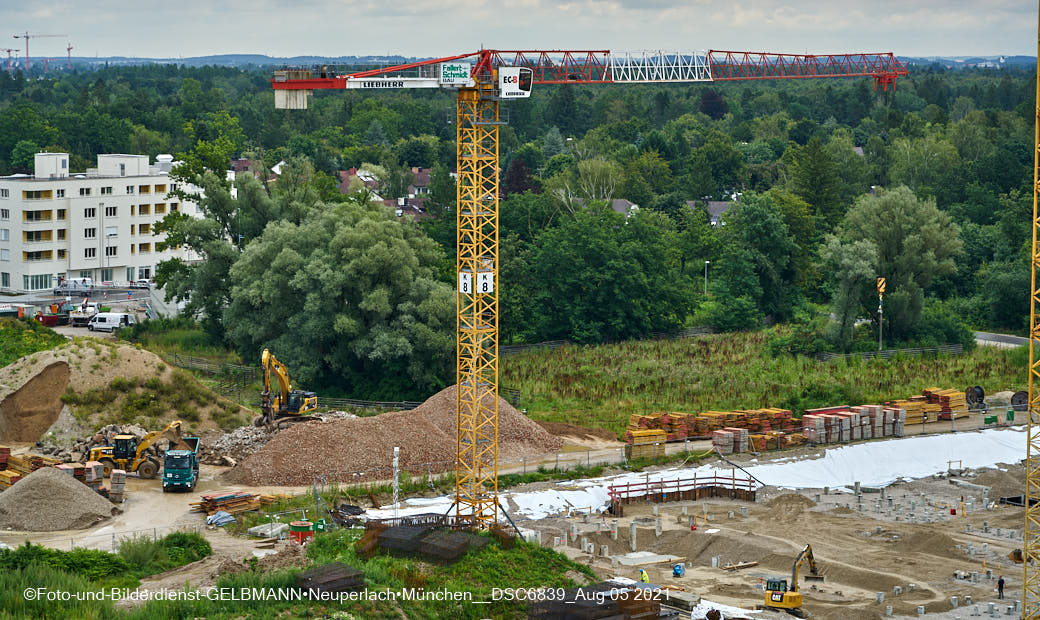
54, 463, 86, 483
191, 491, 280, 516
749, 431, 806, 451
0, 450, 61, 490
923, 387, 968, 420
624, 430, 666, 460
84, 461, 103, 492
626, 408, 796, 444
712, 429, 736, 455
108, 469, 126, 503
803, 405, 905, 443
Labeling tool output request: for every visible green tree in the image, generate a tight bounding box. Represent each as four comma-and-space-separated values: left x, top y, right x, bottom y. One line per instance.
9, 140, 39, 170
838, 186, 962, 339
527, 206, 692, 343
720, 194, 799, 320
789, 136, 843, 231
706, 247, 763, 332
819, 236, 878, 347
224, 200, 454, 398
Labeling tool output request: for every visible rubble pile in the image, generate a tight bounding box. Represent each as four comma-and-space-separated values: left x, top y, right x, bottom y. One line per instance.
35, 424, 153, 463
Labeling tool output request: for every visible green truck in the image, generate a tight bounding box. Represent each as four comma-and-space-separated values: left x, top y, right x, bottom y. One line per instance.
162, 437, 200, 492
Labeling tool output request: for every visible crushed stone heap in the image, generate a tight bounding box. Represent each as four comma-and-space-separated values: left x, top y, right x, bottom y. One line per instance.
0, 466, 119, 531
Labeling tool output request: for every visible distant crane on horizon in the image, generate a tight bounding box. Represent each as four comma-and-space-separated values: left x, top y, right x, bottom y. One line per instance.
12, 32, 66, 71
0, 48, 17, 74
66, 44, 73, 69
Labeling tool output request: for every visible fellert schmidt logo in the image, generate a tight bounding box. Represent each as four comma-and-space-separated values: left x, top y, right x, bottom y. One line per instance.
440, 62, 472, 85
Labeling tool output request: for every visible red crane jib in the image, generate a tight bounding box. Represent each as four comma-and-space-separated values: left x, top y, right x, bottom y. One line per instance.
271, 49, 908, 91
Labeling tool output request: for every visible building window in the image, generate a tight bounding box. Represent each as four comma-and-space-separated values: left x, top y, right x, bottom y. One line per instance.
119, 163, 125, 176
0, 249, 8, 261
0, 209, 7, 219
22, 190, 52, 200
0, 229, 7, 242
0, 273, 8, 288
154, 203, 166, 215
84, 228, 96, 239
57, 249, 66, 259
138, 243, 151, 253
57, 229, 66, 240
24, 210, 52, 222
138, 266, 151, 279
57, 209, 66, 220
171, 183, 179, 191
79, 188, 91, 196
84, 247, 96, 258
56, 189, 65, 198
101, 268, 113, 281
84, 207, 96, 219
23, 230, 52, 242
139, 204, 150, 215
170, 203, 179, 212
23, 250, 52, 262
23, 274, 52, 290
125, 268, 134, 281
138, 185, 150, 194
105, 246, 117, 257
154, 184, 167, 194
101, 187, 113, 195
139, 223, 151, 235
0, 189, 8, 198
105, 206, 117, 217
126, 185, 134, 194
130, 205, 135, 216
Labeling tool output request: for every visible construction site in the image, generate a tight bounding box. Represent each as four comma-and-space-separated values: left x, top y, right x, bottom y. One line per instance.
1, 14, 1040, 620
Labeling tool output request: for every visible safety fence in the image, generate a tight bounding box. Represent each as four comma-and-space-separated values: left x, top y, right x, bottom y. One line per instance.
607, 472, 757, 516
816, 343, 962, 361
4, 523, 202, 553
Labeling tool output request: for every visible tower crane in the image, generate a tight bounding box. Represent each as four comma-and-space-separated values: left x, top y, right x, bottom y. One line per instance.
1, 49, 17, 74
66, 44, 73, 70
12, 32, 66, 71
1025, 5, 1040, 617
271, 48, 908, 529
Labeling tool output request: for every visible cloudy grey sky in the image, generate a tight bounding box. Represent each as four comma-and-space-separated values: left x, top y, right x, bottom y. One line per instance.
1, 0, 1034, 59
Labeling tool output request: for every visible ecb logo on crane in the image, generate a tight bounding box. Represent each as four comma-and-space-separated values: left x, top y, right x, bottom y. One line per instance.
498, 67, 533, 98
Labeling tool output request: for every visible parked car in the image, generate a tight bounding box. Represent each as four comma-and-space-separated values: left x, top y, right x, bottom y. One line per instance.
87, 312, 137, 332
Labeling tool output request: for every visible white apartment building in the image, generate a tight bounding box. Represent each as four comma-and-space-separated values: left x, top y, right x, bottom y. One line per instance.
0, 153, 202, 293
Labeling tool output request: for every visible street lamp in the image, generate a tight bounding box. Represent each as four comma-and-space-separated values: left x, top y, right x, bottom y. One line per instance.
704, 260, 710, 296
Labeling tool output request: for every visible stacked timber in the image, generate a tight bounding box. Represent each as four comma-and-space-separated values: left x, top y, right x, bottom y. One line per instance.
191, 491, 280, 516
712, 429, 735, 455
109, 469, 126, 503
625, 408, 796, 444
923, 387, 968, 420
624, 430, 666, 460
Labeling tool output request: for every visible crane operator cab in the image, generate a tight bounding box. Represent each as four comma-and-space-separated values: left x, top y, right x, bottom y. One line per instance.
499, 67, 533, 98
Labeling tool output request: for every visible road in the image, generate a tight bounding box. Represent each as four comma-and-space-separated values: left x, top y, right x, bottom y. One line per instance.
975, 331, 1028, 349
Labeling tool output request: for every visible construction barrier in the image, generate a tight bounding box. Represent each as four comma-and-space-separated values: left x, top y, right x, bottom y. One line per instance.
607, 471, 756, 516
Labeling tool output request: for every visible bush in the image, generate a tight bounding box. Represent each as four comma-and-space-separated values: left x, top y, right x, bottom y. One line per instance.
914, 299, 976, 351
0, 542, 129, 581
118, 531, 211, 576
0, 318, 66, 368
0, 562, 115, 619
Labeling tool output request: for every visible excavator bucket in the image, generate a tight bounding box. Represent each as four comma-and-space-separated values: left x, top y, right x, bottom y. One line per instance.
804, 573, 825, 583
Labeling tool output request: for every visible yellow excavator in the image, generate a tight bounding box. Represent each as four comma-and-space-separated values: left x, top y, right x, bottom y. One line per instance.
88, 420, 189, 479
764, 544, 825, 617
254, 348, 318, 428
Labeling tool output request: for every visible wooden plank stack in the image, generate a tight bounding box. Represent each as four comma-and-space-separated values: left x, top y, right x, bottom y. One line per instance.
624, 430, 666, 460
84, 461, 103, 491
191, 491, 280, 516
626, 408, 796, 444
923, 387, 968, 420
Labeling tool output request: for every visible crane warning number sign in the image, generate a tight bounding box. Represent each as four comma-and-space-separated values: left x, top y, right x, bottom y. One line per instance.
458, 272, 494, 294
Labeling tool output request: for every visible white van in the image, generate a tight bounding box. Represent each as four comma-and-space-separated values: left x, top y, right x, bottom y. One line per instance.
87, 312, 137, 332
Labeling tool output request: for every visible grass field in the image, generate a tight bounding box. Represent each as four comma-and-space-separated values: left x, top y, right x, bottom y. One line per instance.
501, 329, 1027, 436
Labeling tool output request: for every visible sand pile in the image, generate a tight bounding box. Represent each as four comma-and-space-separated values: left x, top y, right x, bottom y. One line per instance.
896, 530, 966, 559
226, 385, 564, 486
0, 467, 119, 531
973, 466, 1024, 499
764, 493, 816, 521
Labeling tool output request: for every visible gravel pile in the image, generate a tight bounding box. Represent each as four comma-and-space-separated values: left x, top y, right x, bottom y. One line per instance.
226, 385, 563, 486
201, 426, 275, 465
0, 467, 119, 531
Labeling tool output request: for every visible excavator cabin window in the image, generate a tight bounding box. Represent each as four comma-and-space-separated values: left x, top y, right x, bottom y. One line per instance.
766, 579, 788, 592
113, 436, 136, 460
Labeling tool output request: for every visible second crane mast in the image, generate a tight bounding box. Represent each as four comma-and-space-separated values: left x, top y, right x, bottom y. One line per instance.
272, 48, 908, 529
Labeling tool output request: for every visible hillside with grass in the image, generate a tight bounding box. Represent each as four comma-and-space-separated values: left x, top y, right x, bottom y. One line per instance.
501, 330, 1027, 435
0, 319, 66, 368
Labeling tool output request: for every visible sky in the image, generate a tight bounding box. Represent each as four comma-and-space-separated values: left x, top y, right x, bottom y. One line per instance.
1, 0, 1035, 60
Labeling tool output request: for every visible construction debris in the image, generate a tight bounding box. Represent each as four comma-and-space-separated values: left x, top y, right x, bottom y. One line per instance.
225, 385, 563, 486
191, 491, 281, 516
0, 466, 119, 531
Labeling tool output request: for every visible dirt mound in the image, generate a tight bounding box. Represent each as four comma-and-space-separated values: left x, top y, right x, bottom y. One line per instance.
226, 385, 564, 486
830, 506, 855, 515
0, 340, 249, 443
646, 529, 781, 567
815, 608, 881, 620
255, 543, 308, 571
973, 466, 1024, 499
765, 493, 816, 521
896, 530, 966, 559
0, 467, 119, 531
0, 361, 69, 442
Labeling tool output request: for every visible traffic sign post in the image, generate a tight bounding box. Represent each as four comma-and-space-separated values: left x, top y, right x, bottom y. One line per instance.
877, 278, 885, 351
